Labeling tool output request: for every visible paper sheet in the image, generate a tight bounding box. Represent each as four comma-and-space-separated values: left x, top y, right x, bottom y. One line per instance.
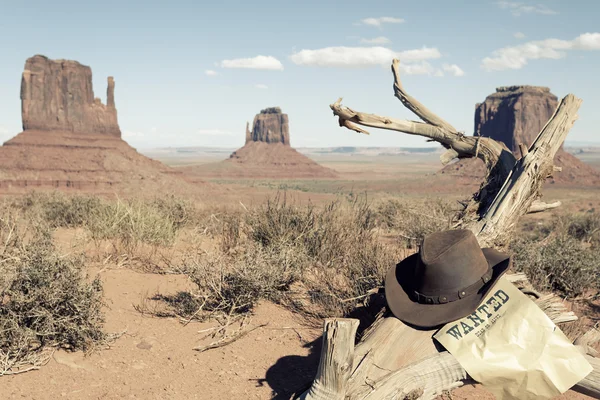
434, 277, 592, 399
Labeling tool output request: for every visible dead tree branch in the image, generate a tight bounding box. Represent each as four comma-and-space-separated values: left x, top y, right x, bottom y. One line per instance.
302, 58, 592, 399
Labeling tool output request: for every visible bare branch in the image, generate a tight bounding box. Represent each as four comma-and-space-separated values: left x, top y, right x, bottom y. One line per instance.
330, 98, 442, 138
528, 200, 562, 214
318, 58, 588, 400
330, 66, 516, 176
391, 58, 457, 133
470, 94, 583, 246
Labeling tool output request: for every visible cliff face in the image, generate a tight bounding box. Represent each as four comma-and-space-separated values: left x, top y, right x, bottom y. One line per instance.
0, 55, 208, 196
21, 55, 121, 136
475, 86, 558, 158
439, 85, 600, 185
246, 107, 290, 145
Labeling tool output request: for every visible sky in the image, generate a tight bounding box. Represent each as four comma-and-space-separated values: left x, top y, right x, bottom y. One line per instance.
0, 0, 598, 149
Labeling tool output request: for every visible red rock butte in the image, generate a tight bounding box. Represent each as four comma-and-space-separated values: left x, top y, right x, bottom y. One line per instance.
0, 55, 200, 195
441, 85, 600, 185
184, 107, 338, 179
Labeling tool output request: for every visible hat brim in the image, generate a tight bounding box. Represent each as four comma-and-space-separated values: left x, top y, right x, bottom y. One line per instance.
384, 248, 511, 330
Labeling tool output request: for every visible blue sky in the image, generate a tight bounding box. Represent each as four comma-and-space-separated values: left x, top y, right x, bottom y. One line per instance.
0, 0, 598, 149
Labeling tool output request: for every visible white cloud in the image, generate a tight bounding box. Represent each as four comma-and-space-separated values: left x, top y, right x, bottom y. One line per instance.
434, 70, 445, 77
398, 47, 442, 62
442, 63, 465, 77
255, 84, 269, 89
496, 1, 558, 16
573, 32, 600, 50
514, 32, 526, 39
360, 36, 392, 45
220, 55, 284, 71
290, 46, 441, 68
482, 32, 600, 71
359, 17, 405, 27
197, 129, 234, 136
205, 70, 218, 76
398, 62, 435, 75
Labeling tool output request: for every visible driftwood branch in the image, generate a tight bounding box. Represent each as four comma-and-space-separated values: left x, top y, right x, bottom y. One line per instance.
301, 283, 596, 400
528, 199, 562, 214
469, 94, 583, 246
302, 58, 593, 399
330, 60, 515, 180
330, 59, 580, 247
353, 346, 600, 400
299, 319, 359, 400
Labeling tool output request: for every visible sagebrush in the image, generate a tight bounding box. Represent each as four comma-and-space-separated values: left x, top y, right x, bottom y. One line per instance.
0, 210, 108, 375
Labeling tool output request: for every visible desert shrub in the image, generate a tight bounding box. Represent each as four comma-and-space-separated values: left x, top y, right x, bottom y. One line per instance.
42, 195, 104, 228
375, 198, 456, 247
0, 212, 107, 374
246, 196, 395, 313
151, 195, 400, 321
562, 213, 600, 244
511, 212, 600, 298
149, 195, 196, 230
154, 244, 307, 320
7, 191, 103, 228
7, 192, 194, 246
87, 198, 182, 247
5, 192, 198, 272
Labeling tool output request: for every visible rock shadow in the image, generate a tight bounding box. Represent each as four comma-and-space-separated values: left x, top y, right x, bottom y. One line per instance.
260, 336, 321, 399
261, 292, 389, 399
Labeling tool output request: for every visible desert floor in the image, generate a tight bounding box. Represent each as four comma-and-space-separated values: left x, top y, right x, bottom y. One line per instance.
3, 149, 600, 399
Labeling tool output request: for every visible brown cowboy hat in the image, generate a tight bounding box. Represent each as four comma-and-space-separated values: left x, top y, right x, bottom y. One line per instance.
385, 229, 512, 329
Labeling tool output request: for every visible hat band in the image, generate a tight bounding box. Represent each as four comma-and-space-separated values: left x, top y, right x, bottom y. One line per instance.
411, 267, 493, 305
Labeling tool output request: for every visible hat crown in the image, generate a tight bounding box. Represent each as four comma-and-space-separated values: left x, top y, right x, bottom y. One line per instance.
413, 229, 489, 296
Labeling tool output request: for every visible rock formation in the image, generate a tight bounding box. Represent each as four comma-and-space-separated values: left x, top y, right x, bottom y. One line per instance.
440, 85, 600, 185
21, 55, 121, 136
475, 86, 558, 158
0, 55, 203, 196
183, 107, 337, 179
245, 107, 290, 145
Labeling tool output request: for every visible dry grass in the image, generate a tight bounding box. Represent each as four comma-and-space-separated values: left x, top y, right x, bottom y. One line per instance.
2, 190, 597, 376
374, 198, 457, 248
0, 209, 108, 375
147, 195, 401, 323
9, 192, 197, 271
511, 212, 600, 298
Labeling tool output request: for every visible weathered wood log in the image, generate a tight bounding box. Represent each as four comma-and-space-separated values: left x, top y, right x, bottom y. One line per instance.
300, 58, 597, 399
468, 94, 582, 247
346, 346, 600, 400
299, 319, 359, 400
336, 274, 578, 398
301, 286, 596, 400
529, 200, 562, 214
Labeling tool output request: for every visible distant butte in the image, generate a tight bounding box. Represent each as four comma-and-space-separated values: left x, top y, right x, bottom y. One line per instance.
441, 85, 600, 185
21, 55, 121, 136
0, 55, 203, 195
246, 107, 290, 146
183, 107, 338, 179
475, 86, 558, 158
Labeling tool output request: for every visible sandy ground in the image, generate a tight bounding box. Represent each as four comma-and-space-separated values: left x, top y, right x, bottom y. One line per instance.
3, 268, 323, 399
3, 152, 600, 399
2, 265, 593, 400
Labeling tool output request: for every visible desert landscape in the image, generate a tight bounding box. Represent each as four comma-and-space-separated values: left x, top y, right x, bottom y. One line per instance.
1, 3, 600, 399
